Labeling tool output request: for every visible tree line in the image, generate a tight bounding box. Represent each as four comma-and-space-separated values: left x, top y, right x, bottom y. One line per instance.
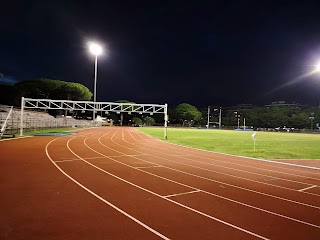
0, 78, 92, 106
169, 104, 320, 130
0, 78, 319, 129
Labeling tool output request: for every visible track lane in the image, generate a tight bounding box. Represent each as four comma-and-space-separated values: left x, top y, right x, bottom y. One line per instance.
50, 131, 266, 239
1, 134, 165, 240
128, 129, 320, 184
131, 129, 320, 177
110, 129, 320, 207
3, 127, 320, 239
83, 128, 320, 239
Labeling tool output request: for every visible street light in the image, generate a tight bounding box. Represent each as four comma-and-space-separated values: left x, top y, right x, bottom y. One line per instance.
234, 111, 240, 129
88, 41, 103, 125
309, 112, 315, 131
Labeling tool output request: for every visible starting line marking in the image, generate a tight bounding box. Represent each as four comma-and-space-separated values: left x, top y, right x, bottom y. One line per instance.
298, 185, 318, 192
163, 190, 201, 198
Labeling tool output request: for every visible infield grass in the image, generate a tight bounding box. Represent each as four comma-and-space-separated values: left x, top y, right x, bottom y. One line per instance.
137, 127, 320, 160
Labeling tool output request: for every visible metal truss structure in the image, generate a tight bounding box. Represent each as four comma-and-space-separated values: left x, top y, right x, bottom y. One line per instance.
20, 97, 168, 138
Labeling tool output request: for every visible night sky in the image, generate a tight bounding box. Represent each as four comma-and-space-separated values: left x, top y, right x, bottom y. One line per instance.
2, 0, 320, 108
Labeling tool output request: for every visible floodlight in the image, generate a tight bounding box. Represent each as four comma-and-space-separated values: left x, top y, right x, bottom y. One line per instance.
88, 42, 103, 56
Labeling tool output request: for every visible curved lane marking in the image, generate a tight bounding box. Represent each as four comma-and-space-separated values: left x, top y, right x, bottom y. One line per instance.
64, 131, 270, 240
45, 134, 171, 240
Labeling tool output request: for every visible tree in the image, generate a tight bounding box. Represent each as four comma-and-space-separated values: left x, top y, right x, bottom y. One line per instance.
132, 117, 143, 126
144, 116, 155, 126
15, 79, 92, 101
175, 103, 202, 126
15, 78, 64, 99
54, 82, 92, 101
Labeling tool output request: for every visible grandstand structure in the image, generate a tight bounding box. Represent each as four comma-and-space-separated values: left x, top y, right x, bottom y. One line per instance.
0, 104, 93, 138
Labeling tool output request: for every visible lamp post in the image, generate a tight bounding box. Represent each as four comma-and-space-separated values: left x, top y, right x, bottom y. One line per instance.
88, 41, 103, 126
234, 111, 240, 129
309, 112, 315, 131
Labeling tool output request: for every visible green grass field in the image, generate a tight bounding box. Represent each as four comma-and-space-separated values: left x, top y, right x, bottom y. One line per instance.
137, 127, 320, 160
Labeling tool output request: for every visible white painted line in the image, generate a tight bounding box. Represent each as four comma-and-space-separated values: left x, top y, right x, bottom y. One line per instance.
46, 138, 170, 240
54, 159, 82, 163
151, 132, 320, 171
126, 131, 320, 197
298, 185, 318, 192
85, 129, 320, 229
163, 190, 201, 198
111, 154, 148, 158
120, 130, 320, 209
135, 165, 163, 169
69, 136, 269, 240
127, 131, 320, 184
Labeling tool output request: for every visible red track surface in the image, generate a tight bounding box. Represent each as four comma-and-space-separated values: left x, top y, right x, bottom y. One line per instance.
1, 127, 320, 239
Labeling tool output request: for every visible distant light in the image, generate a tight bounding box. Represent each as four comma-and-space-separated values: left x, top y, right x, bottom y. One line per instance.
316, 63, 320, 71
88, 42, 103, 56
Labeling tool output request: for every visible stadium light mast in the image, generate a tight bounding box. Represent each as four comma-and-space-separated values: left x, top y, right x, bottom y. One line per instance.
88, 41, 103, 126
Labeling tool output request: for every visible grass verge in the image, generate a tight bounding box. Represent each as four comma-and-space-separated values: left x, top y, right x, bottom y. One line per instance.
23, 127, 81, 136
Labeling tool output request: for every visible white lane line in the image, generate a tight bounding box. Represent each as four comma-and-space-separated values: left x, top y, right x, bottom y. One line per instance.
46, 139, 170, 240
55, 159, 82, 163
102, 131, 320, 229
135, 165, 163, 169
298, 185, 318, 192
127, 131, 320, 186
115, 133, 320, 208
69, 135, 269, 240
138, 129, 320, 172
57, 156, 109, 162
163, 190, 201, 198
82, 129, 320, 230
124, 131, 320, 197
111, 154, 148, 157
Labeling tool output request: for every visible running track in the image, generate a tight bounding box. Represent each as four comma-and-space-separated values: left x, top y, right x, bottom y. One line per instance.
1, 127, 320, 239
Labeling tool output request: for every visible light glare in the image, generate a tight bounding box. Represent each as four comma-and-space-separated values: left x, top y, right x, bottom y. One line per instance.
88, 42, 103, 55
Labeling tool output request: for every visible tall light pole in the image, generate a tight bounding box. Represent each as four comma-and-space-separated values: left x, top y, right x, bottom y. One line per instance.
234, 111, 240, 129
309, 112, 315, 131
88, 42, 103, 126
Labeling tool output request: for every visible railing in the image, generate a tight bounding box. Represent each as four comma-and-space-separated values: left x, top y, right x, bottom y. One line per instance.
0, 106, 13, 137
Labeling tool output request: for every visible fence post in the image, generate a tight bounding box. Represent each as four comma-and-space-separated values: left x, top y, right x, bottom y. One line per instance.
20, 97, 24, 136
